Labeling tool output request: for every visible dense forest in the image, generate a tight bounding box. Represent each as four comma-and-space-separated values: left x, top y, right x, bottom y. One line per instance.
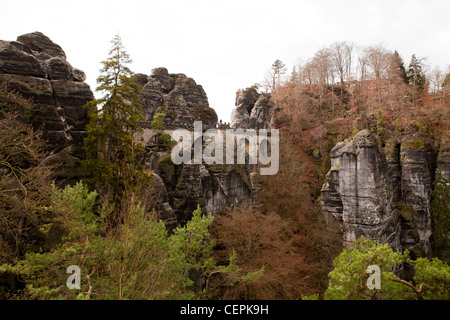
0, 34, 449, 300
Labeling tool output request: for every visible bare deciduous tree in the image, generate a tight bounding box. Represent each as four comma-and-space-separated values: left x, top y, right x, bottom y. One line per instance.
362, 44, 390, 109
330, 41, 354, 99
429, 65, 445, 94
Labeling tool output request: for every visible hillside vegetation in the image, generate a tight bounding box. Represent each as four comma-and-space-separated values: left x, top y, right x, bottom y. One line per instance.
1, 38, 449, 300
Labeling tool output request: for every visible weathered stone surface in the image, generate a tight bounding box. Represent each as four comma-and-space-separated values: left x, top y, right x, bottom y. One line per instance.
400, 135, 434, 257
139, 68, 217, 130
0, 32, 94, 184
170, 163, 253, 224
230, 87, 275, 130
321, 143, 345, 229
134, 68, 255, 226
145, 146, 255, 225
134, 73, 149, 86
140, 77, 164, 120
45, 57, 73, 80
321, 130, 400, 251
236, 87, 259, 113
0, 41, 47, 77
1, 32, 256, 230
151, 67, 174, 92
321, 130, 443, 258
0, 73, 54, 105
16, 32, 66, 60
40, 149, 84, 184
230, 88, 257, 129
145, 173, 178, 232
249, 93, 273, 129
437, 137, 450, 185
230, 105, 250, 129
72, 68, 86, 82
201, 164, 253, 215
51, 79, 93, 120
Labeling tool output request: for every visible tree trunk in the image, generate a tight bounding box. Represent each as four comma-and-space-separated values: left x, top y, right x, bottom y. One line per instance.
107, 135, 113, 163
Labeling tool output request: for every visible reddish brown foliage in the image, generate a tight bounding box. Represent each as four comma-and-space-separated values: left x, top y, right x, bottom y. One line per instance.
0, 87, 55, 263
211, 112, 342, 299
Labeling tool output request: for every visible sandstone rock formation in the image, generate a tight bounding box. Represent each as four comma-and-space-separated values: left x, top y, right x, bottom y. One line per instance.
0, 33, 259, 229
0, 32, 94, 185
230, 87, 275, 130
321, 129, 447, 258
321, 131, 398, 249
170, 163, 253, 225
144, 172, 178, 232
136, 70, 261, 225
145, 140, 256, 225
437, 137, 450, 185
137, 67, 217, 130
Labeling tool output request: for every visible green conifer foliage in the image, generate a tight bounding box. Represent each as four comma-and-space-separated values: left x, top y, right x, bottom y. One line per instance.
0, 184, 262, 300
393, 50, 408, 84
83, 34, 145, 198
406, 54, 427, 100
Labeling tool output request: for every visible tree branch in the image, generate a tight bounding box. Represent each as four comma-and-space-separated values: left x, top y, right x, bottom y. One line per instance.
391, 278, 426, 300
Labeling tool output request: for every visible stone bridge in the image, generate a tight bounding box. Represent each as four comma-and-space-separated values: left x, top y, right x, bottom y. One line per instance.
137, 123, 276, 148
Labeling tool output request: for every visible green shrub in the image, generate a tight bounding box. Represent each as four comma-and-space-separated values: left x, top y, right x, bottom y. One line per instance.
1, 183, 261, 300
323, 237, 450, 300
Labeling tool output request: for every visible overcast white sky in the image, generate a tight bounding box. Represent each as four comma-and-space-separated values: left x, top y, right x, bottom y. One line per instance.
2, 0, 449, 122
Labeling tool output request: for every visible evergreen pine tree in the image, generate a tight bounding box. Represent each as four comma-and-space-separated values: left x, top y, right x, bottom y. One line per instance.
392, 50, 408, 84
83, 34, 145, 198
271, 59, 287, 90
406, 54, 427, 98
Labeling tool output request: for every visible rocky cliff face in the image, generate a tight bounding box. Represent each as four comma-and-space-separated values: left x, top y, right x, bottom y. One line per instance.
230, 87, 276, 130
135, 70, 271, 226
136, 67, 218, 129
142, 147, 255, 230
140, 72, 258, 225
0, 32, 256, 228
145, 142, 258, 227
156, 161, 254, 225
437, 137, 450, 185
321, 129, 448, 258
0, 32, 94, 185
